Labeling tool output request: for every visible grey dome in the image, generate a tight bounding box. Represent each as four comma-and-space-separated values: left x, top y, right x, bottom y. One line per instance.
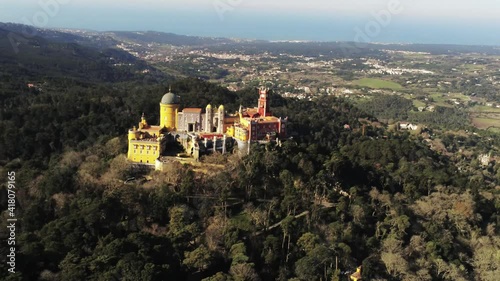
161, 92, 180, 104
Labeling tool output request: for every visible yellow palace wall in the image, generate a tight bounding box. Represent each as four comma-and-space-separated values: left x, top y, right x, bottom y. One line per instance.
127, 140, 160, 164
160, 103, 179, 131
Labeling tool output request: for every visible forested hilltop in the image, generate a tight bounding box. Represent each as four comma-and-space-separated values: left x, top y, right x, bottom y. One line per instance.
0, 26, 499, 281
1, 79, 499, 280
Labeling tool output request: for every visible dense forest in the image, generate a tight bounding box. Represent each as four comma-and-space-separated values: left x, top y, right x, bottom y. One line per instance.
1, 77, 499, 280
357, 95, 413, 122
1, 26, 499, 281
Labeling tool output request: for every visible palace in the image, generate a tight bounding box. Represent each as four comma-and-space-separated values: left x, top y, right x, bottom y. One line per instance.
127, 88, 287, 164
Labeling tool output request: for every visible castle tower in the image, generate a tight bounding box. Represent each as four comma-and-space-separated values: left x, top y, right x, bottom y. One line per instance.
160, 88, 180, 131
218, 105, 225, 133
205, 104, 212, 132
128, 126, 138, 142
258, 88, 270, 117
127, 126, 139, 160
138, 113, 149, 129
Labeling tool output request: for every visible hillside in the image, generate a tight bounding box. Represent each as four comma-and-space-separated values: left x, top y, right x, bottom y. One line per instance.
0, 26, 165, 91
1, 80, 498, 280
108, 31, 234, 46
0, 23, 120, 49
0, 26, 173, 163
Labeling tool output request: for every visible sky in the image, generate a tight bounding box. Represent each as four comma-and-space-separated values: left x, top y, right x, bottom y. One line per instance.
1, 0, 499, 45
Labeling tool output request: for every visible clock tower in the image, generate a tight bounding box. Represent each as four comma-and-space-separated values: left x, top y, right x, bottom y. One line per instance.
258, 88, 271, 117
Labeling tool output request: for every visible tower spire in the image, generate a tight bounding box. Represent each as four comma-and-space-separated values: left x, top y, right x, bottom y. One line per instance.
258, 88, 270, 117
139, 112, 149, 129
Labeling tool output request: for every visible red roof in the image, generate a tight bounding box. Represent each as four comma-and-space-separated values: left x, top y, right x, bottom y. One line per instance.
183, 108, 202, 113
245, 109, 260, 118
198, 133, 224, 139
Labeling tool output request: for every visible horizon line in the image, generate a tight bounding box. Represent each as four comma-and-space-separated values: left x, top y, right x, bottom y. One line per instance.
2, 21, 500, 48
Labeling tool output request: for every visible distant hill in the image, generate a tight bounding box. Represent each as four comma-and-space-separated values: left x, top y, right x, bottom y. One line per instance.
0, 22, 84, 43
0, 25, 165, 88
3, 22, 498, 57
105, 30, 500, 55
0, 22, 120, 49
108, 30, 235, 46
0, 23, 241, 50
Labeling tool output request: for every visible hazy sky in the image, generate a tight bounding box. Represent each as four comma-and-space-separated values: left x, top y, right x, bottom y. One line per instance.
1, 0, 499, 45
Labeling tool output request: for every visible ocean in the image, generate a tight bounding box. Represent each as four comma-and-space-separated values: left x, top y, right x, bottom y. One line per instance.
2, 3, 499, 46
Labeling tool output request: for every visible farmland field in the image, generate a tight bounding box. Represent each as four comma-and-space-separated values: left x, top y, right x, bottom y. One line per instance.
469, 106, 500, 113
471, 116, 500, 129
353, 78, 403, 90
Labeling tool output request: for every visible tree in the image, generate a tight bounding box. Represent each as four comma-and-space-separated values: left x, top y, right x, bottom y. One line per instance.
297, 232, 319, 254
261, 235, 280, 266
168, 205, 199, 256
294, 245, 334, 281
230, 243, 250, 265
380, 237, 408, 278
183, 245, 212, 272
471, 235, 500, 281
229, 242, 260, 281
202, 272, 234, 281
230, 263, 260, 281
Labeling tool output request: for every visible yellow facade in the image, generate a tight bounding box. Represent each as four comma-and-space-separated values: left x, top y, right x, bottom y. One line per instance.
127, 114, 163, 163
128, 140, 160, 164
235, 126, 249, 141
226, 126, 234, 137
160, 103, 179, 131
238, 112, 250, 127
128, 90, 181, 164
